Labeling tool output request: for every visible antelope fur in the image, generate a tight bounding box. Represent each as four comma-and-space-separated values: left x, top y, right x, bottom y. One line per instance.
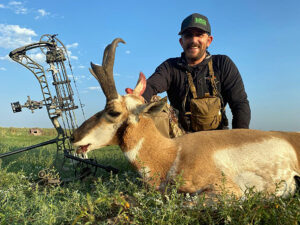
72, 38, 300, 198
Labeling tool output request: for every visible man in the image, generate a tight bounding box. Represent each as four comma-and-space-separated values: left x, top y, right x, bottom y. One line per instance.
142, 13, 251, 132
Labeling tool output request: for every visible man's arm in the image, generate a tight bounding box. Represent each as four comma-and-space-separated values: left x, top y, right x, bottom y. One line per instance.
142, 61, 172, 102
219, 56, 251, 129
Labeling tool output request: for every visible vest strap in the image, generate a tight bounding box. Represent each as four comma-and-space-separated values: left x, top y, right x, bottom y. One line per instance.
208, 59, 218, 97
186, 71, 198, 99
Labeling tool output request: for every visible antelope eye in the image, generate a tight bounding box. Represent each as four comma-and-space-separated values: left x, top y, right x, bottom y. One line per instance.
107, 111, 121, 117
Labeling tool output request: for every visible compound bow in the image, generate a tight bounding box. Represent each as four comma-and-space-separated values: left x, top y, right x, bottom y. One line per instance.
0, 34, 118, 180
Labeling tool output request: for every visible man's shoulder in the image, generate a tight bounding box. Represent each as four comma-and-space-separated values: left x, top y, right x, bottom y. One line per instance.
156, 57, 182, 70
164, 57, 182, 65
212, 54, 231, 61
212, 54, 237, 67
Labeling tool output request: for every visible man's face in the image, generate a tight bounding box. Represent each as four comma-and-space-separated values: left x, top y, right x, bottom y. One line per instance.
179, 28, 213, 65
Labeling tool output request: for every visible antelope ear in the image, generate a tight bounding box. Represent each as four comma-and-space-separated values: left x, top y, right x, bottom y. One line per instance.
142, 97, 167, 116
89, 67, 98, 81
125, 88, 134, 94
133, 72, 146, 96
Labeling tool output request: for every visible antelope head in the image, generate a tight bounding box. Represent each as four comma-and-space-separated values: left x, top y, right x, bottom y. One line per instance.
72, 38, 147, 154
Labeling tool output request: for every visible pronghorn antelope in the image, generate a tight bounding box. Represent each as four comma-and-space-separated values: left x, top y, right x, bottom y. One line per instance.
72, 38, 300, 197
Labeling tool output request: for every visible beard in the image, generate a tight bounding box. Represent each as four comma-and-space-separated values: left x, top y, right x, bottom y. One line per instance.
184, 42, 207, 64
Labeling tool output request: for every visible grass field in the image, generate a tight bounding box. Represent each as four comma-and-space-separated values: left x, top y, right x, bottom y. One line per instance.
0, 127, 299, 224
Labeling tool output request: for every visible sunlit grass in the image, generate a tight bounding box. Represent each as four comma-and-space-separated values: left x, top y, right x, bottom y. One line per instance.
0, 127, 299, 224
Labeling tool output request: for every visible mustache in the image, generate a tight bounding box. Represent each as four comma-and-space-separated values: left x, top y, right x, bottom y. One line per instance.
186, 43, 201, 49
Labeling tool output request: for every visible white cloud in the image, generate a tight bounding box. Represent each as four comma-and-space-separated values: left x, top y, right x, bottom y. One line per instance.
35, 9, 50, 19
0, 55, 10, 61
66, 43, 79, 49
9, 1, 22, 6
88, 86, 101, 90
70, 55, 78, 60
38, 9, 49, 16
27, 52, 46, 64
1, 24, 36, 36
67, 75, 87, 83
0, 24, 37, 49
0, 51, 45, 65
8, 1, 27, 14
0, 67, 7, 71
66, 49, 78, 61
2, 2, 55, 19
125, 50, 131, 54
63, 43, 79, 60
17, 8, 27, 14
78, 65, 85, 69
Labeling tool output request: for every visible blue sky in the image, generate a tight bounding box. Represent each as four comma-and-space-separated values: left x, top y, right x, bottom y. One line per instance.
0, 0, 299, 131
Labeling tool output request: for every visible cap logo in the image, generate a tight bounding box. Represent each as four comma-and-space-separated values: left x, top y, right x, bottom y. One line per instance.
195, 17, 207, 26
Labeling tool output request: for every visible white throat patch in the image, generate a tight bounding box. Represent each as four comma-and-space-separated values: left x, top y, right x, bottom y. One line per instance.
124, 138, 144, 162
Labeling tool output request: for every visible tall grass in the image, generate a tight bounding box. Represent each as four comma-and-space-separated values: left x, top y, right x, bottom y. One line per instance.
0, 127, 299, 224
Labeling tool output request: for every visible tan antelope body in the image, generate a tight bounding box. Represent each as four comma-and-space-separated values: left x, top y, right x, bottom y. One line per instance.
72, 38, 300, 197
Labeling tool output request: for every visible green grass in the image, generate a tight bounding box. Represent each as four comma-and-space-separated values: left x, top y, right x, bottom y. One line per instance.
0, 127, 299, 224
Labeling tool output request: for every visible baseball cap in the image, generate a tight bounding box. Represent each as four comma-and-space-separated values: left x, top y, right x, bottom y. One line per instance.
178, 13, 211, 35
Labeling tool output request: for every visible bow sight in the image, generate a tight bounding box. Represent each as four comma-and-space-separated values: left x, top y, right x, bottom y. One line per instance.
0, 34, 118, 179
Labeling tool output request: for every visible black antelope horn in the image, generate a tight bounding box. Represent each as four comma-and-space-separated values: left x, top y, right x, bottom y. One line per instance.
90, 38, 126, 102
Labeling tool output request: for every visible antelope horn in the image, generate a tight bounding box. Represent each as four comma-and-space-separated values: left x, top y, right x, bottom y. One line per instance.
89, 38, 126, 101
